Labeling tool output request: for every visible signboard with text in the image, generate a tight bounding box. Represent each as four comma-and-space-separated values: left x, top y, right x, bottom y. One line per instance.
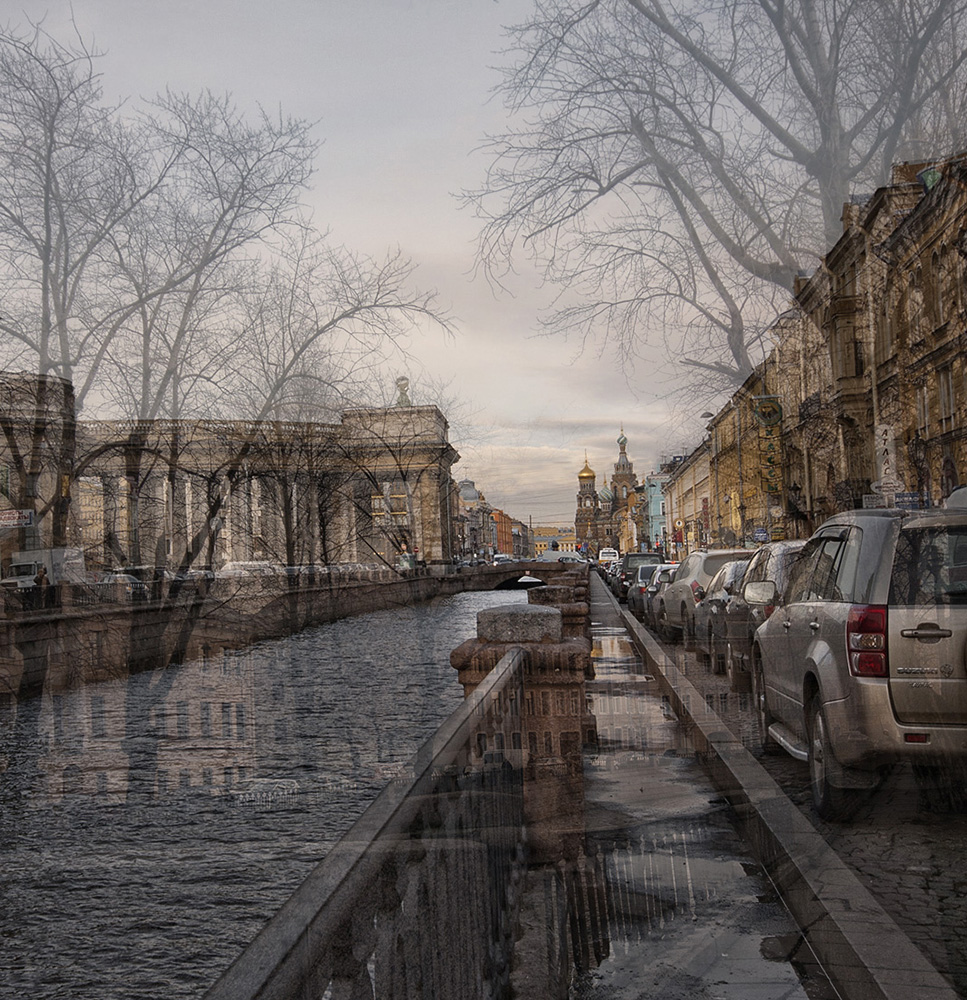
0, 509, 33, 528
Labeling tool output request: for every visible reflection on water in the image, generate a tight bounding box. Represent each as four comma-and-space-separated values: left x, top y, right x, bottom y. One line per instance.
0, 589, 526, 1000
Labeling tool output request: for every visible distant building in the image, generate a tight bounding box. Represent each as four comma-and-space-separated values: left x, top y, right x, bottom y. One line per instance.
0, 373, 461, 571
532, 525, 578, 556
574, 431, 653, 555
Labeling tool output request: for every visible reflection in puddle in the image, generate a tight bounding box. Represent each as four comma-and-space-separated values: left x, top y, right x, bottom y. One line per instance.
520, 605, 833, 1000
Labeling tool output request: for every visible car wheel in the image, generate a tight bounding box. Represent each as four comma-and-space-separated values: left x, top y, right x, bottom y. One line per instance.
807, 696, 861, 821
751, 647, 779, 755
726, 645, 751, 693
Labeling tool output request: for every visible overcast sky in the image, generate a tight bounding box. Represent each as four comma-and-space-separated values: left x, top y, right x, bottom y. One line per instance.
9, 0, 701, 525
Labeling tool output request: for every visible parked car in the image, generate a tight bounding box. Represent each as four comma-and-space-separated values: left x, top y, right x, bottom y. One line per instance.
693, 558, 750, 674
611, 551, 664, 601
627, 562, 677, 624
217, 561, 284, 577
721, 540, 806, 692
101, 572, 148, 602
643, 564, 677, 629
749, 507, 967, 820
657, 548, 755, 642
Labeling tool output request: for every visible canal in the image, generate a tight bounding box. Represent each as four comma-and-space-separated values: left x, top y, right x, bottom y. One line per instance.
0, 588, 528, 1000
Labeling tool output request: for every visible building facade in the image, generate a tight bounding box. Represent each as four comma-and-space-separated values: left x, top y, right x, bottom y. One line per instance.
664, 151, 967, 545
0, 378, 462, 574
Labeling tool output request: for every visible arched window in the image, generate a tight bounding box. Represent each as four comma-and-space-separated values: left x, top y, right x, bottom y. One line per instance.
909, 266, 924, 342
931, 249, 944, 328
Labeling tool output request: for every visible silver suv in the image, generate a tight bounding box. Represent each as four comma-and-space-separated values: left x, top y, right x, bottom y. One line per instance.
749, 508, 967, 820
657, 548, 755, 642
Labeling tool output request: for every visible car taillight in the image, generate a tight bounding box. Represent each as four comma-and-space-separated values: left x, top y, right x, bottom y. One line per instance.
847, 604, 888, 677
690, 580, 702, 601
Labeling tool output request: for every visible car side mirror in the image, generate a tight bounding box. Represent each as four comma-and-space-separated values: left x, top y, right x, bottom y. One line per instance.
744, 580, 777, 605
658, 570, 672, 583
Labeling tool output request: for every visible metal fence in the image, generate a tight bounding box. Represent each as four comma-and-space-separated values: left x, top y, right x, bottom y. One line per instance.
204, 647, 527, 1000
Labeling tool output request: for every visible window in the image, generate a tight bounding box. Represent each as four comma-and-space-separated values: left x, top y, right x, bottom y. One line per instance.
176, 702, 189, 740
910, 267, 924, 341
891, 526, 967, 605
371, 481, 409, 525
806, 538, 847, 601
939, 367, 956, 434
90, 696, 106, 739
930, 249, 944, 328
876, 290, 896, 362
916, 384, 931, 437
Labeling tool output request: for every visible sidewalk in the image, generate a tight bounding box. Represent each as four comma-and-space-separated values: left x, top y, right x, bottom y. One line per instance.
576, 583, 836, 999
512, 579, 835, 999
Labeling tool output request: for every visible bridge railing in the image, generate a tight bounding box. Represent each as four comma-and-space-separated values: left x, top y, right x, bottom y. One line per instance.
204, 647, 527, 1000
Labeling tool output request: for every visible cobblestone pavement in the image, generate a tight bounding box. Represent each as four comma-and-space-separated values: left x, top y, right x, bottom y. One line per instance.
611, 580, 967, 998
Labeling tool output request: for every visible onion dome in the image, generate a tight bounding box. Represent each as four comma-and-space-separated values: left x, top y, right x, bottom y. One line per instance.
599, 486, 614, 502
578, 455, 595, 481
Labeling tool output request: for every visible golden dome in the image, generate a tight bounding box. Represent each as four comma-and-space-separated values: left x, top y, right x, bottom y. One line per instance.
578, 452, 595, 480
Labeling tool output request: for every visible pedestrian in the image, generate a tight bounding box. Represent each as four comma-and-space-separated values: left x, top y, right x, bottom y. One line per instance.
33, 565, 50, 610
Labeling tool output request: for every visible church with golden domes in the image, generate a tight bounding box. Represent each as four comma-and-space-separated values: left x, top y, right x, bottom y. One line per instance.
575, 431, 642, 555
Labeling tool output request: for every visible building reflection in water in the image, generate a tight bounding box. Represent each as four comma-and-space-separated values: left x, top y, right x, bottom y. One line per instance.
0, 591, 521, 1000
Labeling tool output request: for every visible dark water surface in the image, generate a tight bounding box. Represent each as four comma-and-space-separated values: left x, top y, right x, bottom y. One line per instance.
0, 590, 525, 999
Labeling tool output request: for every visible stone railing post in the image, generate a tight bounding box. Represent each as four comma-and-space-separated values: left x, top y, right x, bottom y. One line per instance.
450, 603, 593, 863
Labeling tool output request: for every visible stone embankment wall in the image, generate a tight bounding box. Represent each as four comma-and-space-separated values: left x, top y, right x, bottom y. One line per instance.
1, 562, 575, 700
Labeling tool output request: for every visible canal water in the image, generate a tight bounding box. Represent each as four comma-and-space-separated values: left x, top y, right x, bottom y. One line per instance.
0, 589, 527, 1000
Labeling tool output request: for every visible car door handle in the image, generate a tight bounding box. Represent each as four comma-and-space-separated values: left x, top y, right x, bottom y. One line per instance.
900, 626, 953, 640
809, 621, 820, 631
782, 620, 791, 629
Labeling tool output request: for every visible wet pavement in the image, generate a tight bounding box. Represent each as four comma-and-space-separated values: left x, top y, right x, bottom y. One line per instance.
553, 581, 836, 999
616, 580, 967, 998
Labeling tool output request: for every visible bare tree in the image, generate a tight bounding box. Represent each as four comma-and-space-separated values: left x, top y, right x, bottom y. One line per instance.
470, 0, 967, 392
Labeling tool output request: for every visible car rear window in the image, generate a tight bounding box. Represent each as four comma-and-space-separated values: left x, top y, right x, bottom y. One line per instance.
890, 525, 967, 605
704, 553, 739, 578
